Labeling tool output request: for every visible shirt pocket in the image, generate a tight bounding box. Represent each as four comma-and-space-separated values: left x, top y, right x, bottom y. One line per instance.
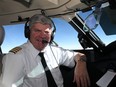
23, 73, 48, 87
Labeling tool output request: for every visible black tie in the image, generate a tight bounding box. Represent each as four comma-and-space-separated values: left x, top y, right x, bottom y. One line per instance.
39, 52, 57, 87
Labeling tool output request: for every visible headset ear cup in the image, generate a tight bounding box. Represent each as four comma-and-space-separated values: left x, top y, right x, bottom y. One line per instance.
25, 26, 30, 38
24, 21, 30, 39
50, 29, 56, 44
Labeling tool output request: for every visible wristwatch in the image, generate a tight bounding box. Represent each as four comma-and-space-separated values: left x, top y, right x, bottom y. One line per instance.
78, 57, 87, 62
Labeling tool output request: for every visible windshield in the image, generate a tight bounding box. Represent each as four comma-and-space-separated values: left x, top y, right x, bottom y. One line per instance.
1, 18, 82, 53
78, 10, 116, 45
1, 11, 116, 53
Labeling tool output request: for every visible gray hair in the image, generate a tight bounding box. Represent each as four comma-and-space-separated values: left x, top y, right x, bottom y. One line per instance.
29, 14, 54, 30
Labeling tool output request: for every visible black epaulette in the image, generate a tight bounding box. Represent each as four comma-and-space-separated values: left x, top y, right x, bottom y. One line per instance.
9, 47, 22, 54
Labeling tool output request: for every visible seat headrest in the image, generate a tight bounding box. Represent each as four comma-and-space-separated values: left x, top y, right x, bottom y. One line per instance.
0, 26, 5, 46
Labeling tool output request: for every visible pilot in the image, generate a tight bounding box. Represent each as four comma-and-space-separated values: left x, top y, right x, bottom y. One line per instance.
0, 14, 90, 87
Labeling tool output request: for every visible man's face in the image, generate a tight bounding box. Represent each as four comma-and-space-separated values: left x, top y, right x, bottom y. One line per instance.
29, 22, 52, 51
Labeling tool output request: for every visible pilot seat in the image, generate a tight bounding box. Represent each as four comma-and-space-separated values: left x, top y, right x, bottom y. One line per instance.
0, 27, 5, 75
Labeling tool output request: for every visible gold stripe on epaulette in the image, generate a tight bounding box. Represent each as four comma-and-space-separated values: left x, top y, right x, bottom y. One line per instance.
9, 47, 22, 54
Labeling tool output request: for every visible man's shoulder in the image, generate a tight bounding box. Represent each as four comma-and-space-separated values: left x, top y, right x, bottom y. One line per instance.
9, 42, 28, 54
9, 46, 22, 54
50, 44, 65, 50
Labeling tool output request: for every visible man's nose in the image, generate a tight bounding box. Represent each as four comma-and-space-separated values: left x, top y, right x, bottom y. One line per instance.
40, 31, 46, 35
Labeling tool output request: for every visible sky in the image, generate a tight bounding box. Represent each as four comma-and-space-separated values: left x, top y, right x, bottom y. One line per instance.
1, 12, 116, 53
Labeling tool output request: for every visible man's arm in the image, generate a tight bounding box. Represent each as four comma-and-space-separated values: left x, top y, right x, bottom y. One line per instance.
1, 54, 25, 87
74, 52, 90, 87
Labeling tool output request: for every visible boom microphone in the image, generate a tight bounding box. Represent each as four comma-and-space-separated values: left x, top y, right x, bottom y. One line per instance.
42, 39, 49, 44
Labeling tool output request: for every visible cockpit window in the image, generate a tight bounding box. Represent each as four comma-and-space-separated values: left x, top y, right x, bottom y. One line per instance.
1, 18, 83, 53
1, 11, 116, 53
2, 24, 27, 53
78, 10, 116, 46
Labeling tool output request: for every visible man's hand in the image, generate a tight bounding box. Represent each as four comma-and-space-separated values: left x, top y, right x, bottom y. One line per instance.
73, 53, 90, 87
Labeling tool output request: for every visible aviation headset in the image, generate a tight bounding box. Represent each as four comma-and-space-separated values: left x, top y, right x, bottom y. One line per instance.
24, 14, 56, 44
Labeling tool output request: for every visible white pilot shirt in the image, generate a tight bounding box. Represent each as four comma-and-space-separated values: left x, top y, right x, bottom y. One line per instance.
1, 41, 77, 87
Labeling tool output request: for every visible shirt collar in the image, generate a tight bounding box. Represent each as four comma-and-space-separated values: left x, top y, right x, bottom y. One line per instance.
27, 40, 49, 59
27, 41, 39, 59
